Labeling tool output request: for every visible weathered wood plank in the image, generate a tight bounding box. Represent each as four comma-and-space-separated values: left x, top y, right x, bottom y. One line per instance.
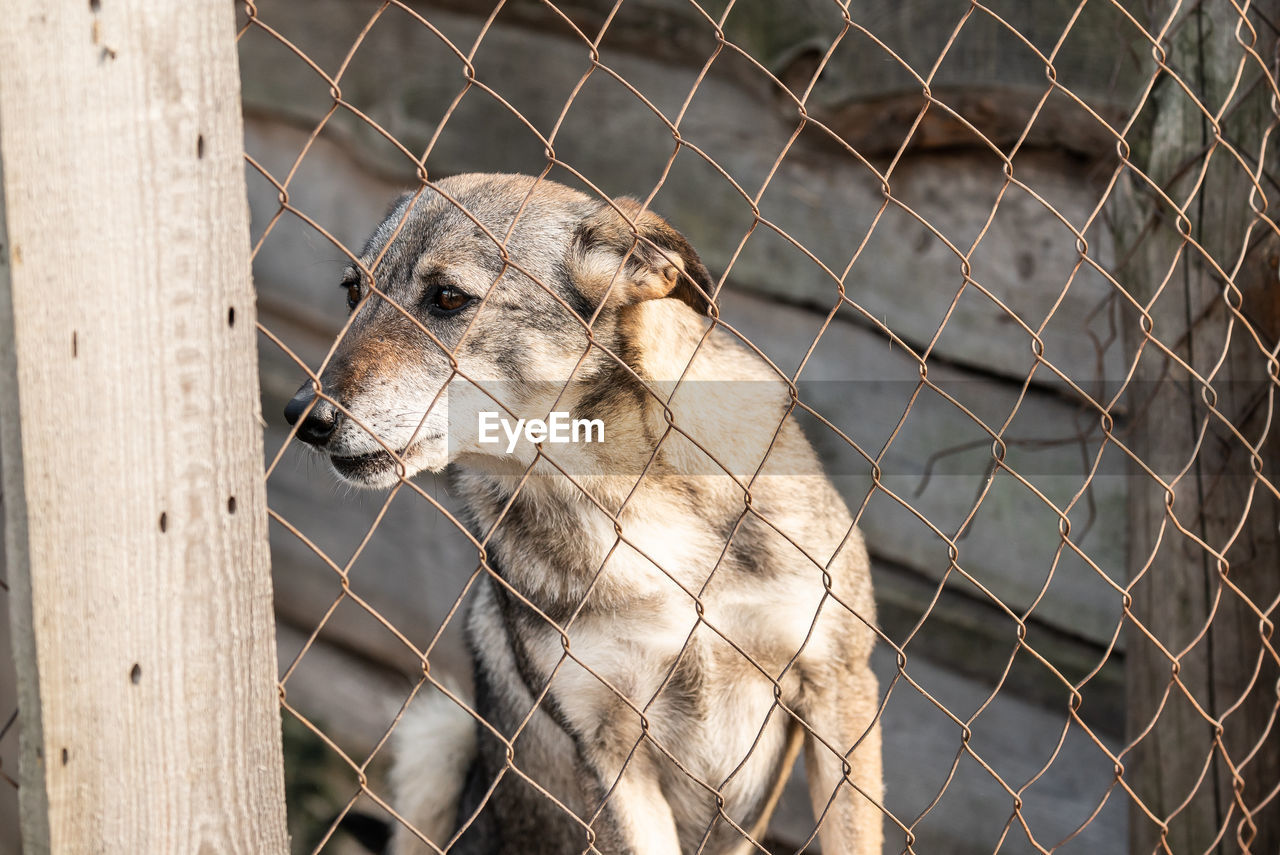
718, 284, 1131, 649
237, 0, 1129, 389
1115, 2, 1280, 850
0, 2, 289, 852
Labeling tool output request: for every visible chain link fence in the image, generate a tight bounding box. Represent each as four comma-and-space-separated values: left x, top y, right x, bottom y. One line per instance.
234, 1, 1280, 853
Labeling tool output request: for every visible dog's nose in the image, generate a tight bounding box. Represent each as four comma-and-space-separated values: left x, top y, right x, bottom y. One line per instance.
284, 382, 339, 447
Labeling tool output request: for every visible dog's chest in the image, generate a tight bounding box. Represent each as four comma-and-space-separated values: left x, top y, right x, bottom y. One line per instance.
528, 589, 807, 811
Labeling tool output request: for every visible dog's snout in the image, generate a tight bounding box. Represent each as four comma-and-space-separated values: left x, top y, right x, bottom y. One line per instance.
284, 382, 340, 446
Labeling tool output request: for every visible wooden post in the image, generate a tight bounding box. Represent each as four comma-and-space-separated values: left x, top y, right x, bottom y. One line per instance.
1117, 2, 1280, 852
0, 2, 290, 853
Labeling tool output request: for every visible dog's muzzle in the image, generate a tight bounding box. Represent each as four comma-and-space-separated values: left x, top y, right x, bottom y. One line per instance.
284, 381, 340, 447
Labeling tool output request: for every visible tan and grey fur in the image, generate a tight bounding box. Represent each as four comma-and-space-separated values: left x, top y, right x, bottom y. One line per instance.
285, 174, 882, 855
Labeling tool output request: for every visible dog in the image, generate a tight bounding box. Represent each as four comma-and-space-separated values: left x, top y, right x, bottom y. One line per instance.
284, 174, 883, 854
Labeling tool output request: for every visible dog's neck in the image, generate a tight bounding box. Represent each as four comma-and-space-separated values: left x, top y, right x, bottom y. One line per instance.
448, 300, 742, 616
449, 382, 695, 620
448, 300, 801, 622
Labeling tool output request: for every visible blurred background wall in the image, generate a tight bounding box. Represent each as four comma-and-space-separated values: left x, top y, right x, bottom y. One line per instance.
0, 2, 1157, 853
238, 2, 1147, 852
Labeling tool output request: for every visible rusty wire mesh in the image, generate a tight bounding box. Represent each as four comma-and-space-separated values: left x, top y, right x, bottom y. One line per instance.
236, 0, 1280, 852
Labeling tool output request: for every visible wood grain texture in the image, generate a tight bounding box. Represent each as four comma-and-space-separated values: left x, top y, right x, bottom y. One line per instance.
0, 1, 289, 852
237, 0, 1129, 390
1116, 2, 1280, 851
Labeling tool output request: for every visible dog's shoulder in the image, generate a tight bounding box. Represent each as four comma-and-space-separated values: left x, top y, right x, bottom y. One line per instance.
618, 298, 775, 384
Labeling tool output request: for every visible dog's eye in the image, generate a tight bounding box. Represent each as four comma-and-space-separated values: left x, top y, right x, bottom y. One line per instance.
342, 277, 362, 311
427, 284, 474, 316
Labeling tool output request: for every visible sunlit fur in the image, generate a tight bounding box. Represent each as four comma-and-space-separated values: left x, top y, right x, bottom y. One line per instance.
299, 174, 882, 855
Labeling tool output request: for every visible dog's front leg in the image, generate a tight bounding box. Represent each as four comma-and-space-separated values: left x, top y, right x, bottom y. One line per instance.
576, 742, 682, 855
800, 664, 883, 855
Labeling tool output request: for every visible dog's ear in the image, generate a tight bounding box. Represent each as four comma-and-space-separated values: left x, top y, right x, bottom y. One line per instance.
569, 197, 715, 315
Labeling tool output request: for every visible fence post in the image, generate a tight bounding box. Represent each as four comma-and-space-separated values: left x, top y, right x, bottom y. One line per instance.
1117, 2, 1280, 851
0, 2, 289, 852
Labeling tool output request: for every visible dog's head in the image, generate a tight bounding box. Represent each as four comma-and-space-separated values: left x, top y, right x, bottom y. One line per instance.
284, 173, 715, 488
